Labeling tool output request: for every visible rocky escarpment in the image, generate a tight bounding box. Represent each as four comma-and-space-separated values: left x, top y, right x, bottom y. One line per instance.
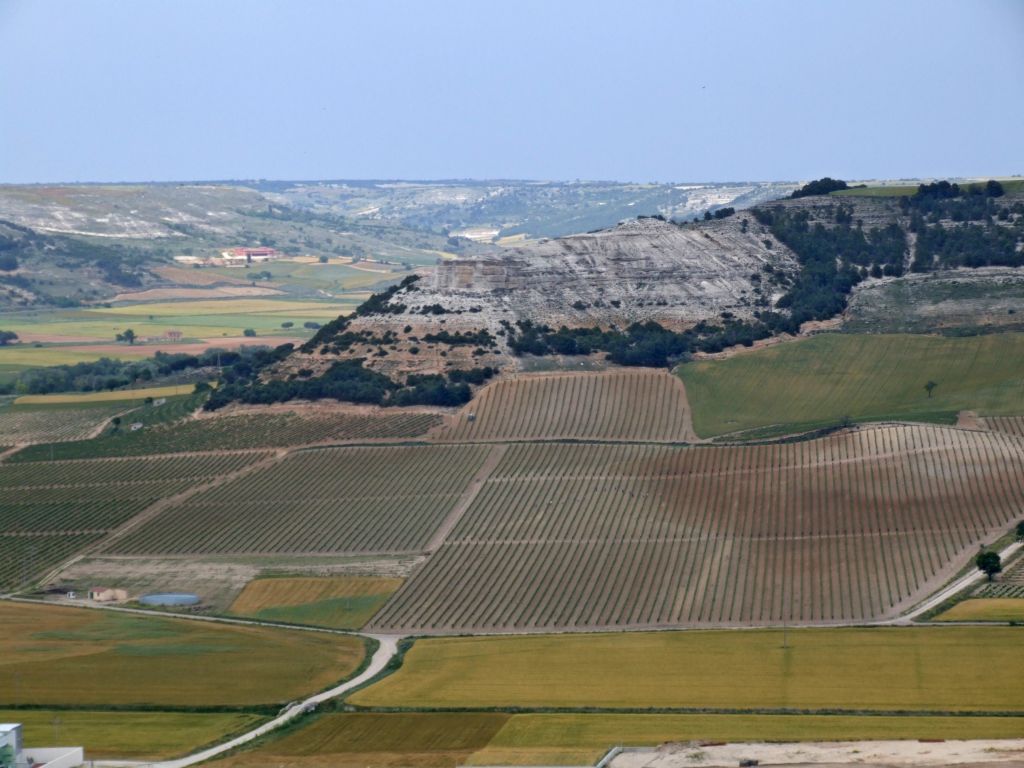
422, 215, 799, 330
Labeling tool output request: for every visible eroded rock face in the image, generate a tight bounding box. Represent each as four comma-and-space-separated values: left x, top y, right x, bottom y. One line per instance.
282, 215, 800, 381
424, 216, 797, 328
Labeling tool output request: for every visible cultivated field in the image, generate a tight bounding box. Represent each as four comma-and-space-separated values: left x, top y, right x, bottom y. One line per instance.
0, 710, 265, 760
108, 444, 493, 556
678, 333, 1024, 438
0, 451, 270, 590
0, 601, 365, 707
14, 384, 195, 405
350, 626, 1024, 711
213, 712, 510, 768
437, 370, 696, 442
467, 713, 1024, 767
981, 415, 1024, 437
0, 402, 127, 443
11, 409, 442, 460
934, 598, 1024, 621
229, 576, 403, 629
371, 425, 1024, 632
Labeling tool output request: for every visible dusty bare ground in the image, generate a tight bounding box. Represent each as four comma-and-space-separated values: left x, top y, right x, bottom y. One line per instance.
956, 410, 982, 430
611, 739, 1024, 767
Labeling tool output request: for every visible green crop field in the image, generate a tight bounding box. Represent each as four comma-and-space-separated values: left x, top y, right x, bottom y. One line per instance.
229, 576, 403, 629
0, 709, 265, 760
0, 601, 365, 707
678, 333, 1024, 438
934, 598, 1024, 622
215, 712, 510, 768
467, 713, 1024, 766
350, 627, 1024, 712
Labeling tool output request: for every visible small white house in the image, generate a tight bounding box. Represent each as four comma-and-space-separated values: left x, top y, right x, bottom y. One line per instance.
0, 723, 83, 768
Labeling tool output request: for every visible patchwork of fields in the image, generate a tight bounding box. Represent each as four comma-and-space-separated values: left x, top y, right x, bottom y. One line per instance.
371, 425, 1024, 632
438, 370, 696, 442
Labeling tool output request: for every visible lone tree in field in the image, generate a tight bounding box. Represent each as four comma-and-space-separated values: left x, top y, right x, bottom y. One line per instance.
0, 330, 17, 346
116, 328, 136, 345
976, 550, 1002, 581
924, 380, 937, 398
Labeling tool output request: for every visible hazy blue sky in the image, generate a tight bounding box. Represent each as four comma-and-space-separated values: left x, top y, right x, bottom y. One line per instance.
1, 0, 1022, 183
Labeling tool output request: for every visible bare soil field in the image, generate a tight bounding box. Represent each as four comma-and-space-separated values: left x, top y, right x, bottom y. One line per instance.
436, 370, 697, 443
370, 425, 1024, 632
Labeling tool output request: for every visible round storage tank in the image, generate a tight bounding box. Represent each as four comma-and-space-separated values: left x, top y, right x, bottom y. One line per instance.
139, 592, 200, 606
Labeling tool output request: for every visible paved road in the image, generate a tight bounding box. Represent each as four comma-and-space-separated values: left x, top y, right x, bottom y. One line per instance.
890, 540, 1022, 623
95, 633, 401, 768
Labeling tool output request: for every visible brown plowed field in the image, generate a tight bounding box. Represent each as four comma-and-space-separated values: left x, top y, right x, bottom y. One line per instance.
980, 415, 1024, 437
370, 425, 1024, 633
435, 370, 697, 443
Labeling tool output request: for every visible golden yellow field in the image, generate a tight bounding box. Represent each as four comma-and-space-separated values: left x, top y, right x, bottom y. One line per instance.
230, 576, 403, 629
0, 710, 264, 760
467, 713, 1024, 766
350, 627, 1024, 712
934, 598, 1024, 622
0, 601, 365, 707
15, 384, 196, 404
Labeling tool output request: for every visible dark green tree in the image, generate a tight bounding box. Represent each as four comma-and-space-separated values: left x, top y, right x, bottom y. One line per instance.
924, 380, 937, 398
976, 550, 1002, 581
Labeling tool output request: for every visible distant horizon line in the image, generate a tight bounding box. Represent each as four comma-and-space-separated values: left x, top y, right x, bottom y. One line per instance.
0, 174, 1020, 188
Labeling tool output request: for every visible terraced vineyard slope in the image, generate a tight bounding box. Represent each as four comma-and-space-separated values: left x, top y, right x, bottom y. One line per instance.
437, 370, 696, 443
0, 451, 271, 590
370, 425, 1024, 632
107, 444, 491, 556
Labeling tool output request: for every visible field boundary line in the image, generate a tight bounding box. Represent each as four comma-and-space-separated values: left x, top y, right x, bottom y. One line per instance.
31, 449, 291, 587
426, 444, 507, 552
